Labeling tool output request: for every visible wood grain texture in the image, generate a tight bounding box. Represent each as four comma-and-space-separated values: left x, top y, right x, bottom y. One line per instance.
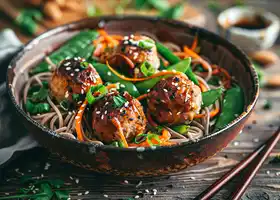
0, 0, 280, 199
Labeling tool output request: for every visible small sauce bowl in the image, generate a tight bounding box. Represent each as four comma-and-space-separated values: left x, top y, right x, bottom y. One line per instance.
218, 6, 280, 53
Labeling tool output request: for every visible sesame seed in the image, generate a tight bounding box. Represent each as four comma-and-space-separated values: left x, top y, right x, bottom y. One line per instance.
145, 189, 149, 193
124, 102, 129, 107
41, 174, 44, 177
135, 195, 140, 199
5, 193, 9, 195
253, 138, 259, 143
84, 191, 89, 195
96, 111, 101, 114
75, 68, 80, 72
82, 103, 86, 107
133, 55, 137, 60
130, 34, 134, 38
66, 67, 71, 70
74, 57, 78, 61
64, 62, 71, 66
15, 168, 19, 172
70, 73, 74, 76
120, 84, 125, 88
190, 177, 196, 180
107, 71, 112, 76
177, 112, 181, 115
147, 89, 150, 92
105, 110, 108, 114
77, 193, 82, 196
104, 194, 108, 198
28, 170, 31, 172
276, 172, 280, 176
233, 141, 240, 146
81, 89, 84, 94
101, 115, 104, 120
124, 180, 129, 184
75, 178, 79, 184
177, 87, 181, 90
163, 89, 168, 92
65, 91, 69, 98
124, 36, 129, 40
124, 41, 128, 45
105, 102, 109, 106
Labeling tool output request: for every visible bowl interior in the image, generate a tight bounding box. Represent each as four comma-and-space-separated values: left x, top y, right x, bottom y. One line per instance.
7, 16, 259, 147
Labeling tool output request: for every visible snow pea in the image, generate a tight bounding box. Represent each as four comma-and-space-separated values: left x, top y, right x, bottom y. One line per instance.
135, 57, 191, 94
214, 86, 244, 131
156, 42, 199, 85
202, 88, 223, 108
30, 30, 99, 75
92, 63, 140, 97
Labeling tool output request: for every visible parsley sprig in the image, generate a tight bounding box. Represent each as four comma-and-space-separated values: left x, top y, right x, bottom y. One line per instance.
0, 176, 69, 200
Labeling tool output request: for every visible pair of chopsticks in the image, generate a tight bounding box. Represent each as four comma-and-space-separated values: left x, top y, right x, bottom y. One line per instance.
194, 126, 280, 200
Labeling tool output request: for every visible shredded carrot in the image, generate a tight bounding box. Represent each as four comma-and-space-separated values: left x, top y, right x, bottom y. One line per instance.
173, 52, 187, 57
191, 35, 198, 51
75, 100, 88, 141
199, 80, 208, 92
110, 35, 124, 40
137, 94, 148, 101
194, 105, 220, 119
98, 29, 119, 46
106, 61, 186, 82
111, 118, 129, 148
106, 83, 119, 91
183, 46, 211, 72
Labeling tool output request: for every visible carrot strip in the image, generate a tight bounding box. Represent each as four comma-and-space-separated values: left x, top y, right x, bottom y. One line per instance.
194, 105, 220, 119
106, 83, 119, 91
191, 35, 198, 51
136, 94, 148, 101
173, 52, 187, 57
75, 100, 88, 141
199, 80, 208, 92
183, 46, 211, 72
111, 117, 129, 148
106, 61, 185, 82
98, 29, 119, 46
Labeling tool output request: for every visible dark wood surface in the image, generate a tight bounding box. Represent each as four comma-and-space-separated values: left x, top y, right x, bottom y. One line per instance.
1, 1, 280, 200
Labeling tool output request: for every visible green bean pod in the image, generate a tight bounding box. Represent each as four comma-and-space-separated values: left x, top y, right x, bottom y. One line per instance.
214, 86, 244, 131
155, 42, 199, 85
30, 31, 99, 75
92, 63, 140, 97
202, 88, 223, 108
135, 58, 191, 94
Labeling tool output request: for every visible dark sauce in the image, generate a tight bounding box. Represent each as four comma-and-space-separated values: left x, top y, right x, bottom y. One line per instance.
232, 15, 270, 30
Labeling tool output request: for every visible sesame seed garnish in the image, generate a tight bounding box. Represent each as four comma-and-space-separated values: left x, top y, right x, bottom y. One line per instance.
85, 191, 89, 195
233, 141, 240, 146
66, 67, 71, 70
82, 104, 86, 107
101, 115, 104, 120
177, 112, 181, 115
107, 71, 112, 76
120, 84, 125, 88
190, 177, 196, 180
124, 102, 129, 107
105, 102, 109, 106
130, 34, 134, 38
75, 178, 79, 184
70, 73, 74, 76
266, 170, 270, 175
124, 36, 129, 40
104, 110, 108, 114
134, 195, 140, 199
74, 57, 78, 61
64, 62, 71, 66
124, 41, 128, 45
145, 189, 149, 193
177, 87, 181, 90
96, 111, 101, 114
104, 194, 108, 198
77, 193, 82, 196
75, 68, 80, 72
124, 180, 129, 184
5, 193, 9, 196
65, 91, 69, 98
147, 89, 150, 92
253, 138, 259, 143
163, 89, 168, 92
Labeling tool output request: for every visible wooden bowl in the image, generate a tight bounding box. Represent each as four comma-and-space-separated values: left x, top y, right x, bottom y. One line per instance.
6, 16, 259, 177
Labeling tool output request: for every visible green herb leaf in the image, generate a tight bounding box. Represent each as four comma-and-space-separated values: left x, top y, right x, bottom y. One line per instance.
138, 39, 155, 50
112, 95, 127, 108
161, 3, 184, 19
40, 183, 53, 199
55, 190, 69, 200
171, 125, 190, 134
86, 85, 108, 104
140, 61, 156, 77
26, 100, 50, 114
30, 86, 48, 102
147, 0, 170, 11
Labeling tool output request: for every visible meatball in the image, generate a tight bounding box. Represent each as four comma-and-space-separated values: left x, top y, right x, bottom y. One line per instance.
147, 74, 202, 125
92, 91, 147, 144
100, 35, 160, 78
49, 58, 102, 102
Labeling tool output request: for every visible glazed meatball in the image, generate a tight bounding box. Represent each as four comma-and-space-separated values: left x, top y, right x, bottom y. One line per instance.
49, 58, 102, 102
147, 74, 202, 125
91, 91, 147, 144
100, 35, 160, 78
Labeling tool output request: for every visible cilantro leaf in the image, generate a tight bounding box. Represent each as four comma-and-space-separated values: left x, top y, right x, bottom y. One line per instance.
113, 95, 127, 108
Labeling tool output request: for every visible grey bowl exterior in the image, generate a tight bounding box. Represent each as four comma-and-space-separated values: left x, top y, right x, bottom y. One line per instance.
7, 16, 259, 177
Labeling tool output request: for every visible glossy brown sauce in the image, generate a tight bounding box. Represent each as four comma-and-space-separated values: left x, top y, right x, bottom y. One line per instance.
232, 15, 270, 30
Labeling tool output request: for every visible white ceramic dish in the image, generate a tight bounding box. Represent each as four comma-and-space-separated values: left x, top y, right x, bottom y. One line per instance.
218, 6, 280, 53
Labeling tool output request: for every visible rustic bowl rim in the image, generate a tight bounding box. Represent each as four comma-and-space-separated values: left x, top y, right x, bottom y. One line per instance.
7, 15, 259, 152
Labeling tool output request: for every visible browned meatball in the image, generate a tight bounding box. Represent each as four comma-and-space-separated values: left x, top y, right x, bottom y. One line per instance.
91, 91, 147, 144
147, 74, 202, 125
49, 58, 102, 102
100, 35, 160, 78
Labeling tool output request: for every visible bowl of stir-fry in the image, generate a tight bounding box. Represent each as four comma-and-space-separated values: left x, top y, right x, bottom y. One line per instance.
7, 16, 259, 176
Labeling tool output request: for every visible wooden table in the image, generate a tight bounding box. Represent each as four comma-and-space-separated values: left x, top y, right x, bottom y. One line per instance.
0, 1, 280, 200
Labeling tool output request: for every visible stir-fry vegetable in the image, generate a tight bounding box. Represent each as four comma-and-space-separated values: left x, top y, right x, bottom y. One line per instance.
86, 85, 108, 105
171, 125, 190, 135
25, 100, 50, 114
30, 30, 99, 75
156, 42, 199, 84
202, 88, 223, 108
160, 3, 184, 19
135, 57, 191, 93
214, 86, 244, 131
92, 63, 140, 97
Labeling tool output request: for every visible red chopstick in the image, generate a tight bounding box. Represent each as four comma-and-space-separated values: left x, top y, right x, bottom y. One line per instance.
194, 126, 280, 200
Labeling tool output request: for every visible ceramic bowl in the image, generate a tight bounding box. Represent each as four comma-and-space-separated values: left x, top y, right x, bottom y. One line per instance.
218, 6, 280, 53
7, 16, 259, 177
